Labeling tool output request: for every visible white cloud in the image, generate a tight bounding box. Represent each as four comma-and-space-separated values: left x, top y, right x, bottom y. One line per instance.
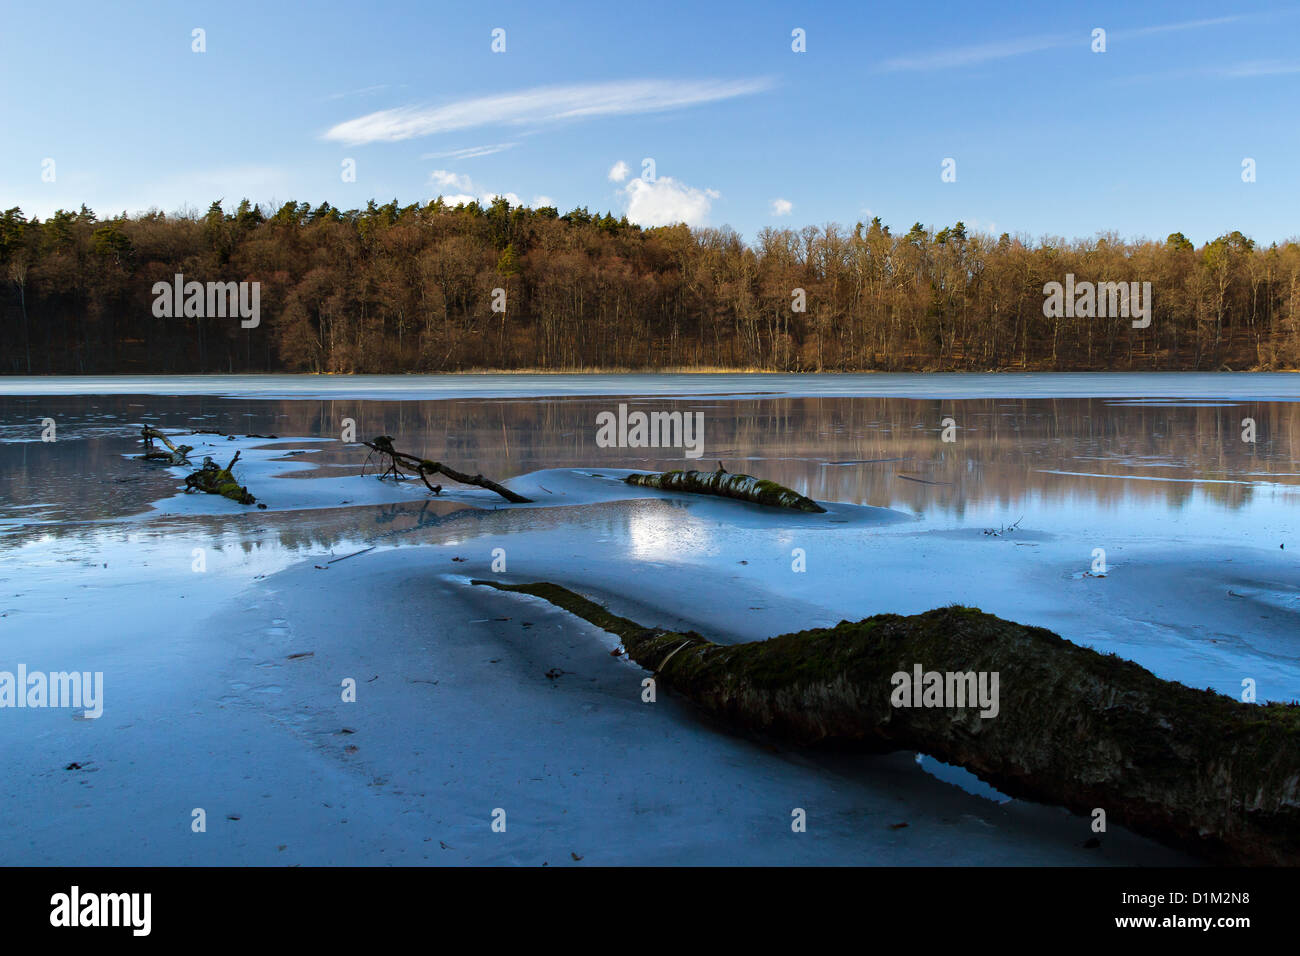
324, 77, 774, 145
428, 171, 538, 209
420, 142, 517, 160
430, 169, 473, 192
770, 198, 793, 216
608, 160, 630, 182
532, 195, 555, 208
621, 176, 718, 227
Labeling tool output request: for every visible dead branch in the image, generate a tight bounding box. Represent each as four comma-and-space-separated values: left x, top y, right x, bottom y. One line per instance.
361, 436, 531, 503
139, 426, 193, 465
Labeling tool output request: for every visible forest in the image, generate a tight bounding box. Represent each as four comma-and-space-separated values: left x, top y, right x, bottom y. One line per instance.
1, 197, 1298, 374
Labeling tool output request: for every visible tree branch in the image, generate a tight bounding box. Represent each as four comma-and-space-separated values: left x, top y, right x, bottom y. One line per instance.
361, 436, 531, 503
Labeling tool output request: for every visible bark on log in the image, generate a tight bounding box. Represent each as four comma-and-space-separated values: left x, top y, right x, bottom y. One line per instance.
625, 469, 826, 513
362, 436, 531, 503
139, 426, 193, 465
472, 579, 1300, 865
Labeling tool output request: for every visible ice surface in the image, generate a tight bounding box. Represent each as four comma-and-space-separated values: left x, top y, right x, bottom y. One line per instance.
1, 377, 1295, 865
4, 370, 1300, 401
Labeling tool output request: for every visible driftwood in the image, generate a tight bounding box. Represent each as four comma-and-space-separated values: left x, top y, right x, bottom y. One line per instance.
472, 579, 1300, 865
184, 452, 257, 505
361, 436, 531, 503
625, 469, 826, 513
140, 426, 193, 465
141, 426, 257, 504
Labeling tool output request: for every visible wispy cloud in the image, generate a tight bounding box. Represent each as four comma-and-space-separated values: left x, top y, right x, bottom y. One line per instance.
877, 16, 1242, 73
324, 77, 774, 145
878, 34, 1068, 73
1109, 55, 1300, 86
1112, 16, 1240, 40
770, 198, 793, 216
1220, 59, 1300, 77
420, 143, 518, 160
325, 84, 396, 101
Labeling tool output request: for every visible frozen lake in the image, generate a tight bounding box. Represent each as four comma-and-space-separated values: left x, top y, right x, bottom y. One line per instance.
1, 373, 1296, 865
4, 370, 1300, 400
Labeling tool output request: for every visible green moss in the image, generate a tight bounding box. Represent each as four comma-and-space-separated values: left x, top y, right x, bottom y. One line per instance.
215, 480, 255, 504
184, 460, 256, 505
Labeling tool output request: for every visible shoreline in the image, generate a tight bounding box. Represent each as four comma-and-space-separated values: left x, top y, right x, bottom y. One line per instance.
5, 369, 1300, 402
4, 367, 1300, 378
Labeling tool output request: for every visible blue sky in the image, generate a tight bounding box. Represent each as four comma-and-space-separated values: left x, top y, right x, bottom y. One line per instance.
2, 0, 1298, 245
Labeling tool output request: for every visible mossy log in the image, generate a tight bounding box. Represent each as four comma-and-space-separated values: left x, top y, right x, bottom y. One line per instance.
361, 436, 531, 503
472, 579, 1300, 865
184, 452, 256, 505
139, 426, 193, 465
625, 469, 826, 513
141, 426, 256, 504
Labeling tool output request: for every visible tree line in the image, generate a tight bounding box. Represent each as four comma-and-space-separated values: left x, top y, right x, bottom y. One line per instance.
2, 197, 1298, 374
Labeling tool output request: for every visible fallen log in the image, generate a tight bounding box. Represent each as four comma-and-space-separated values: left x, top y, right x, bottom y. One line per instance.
140, 426, 258, 504
625, 469, 826, 513
361, 436, 531, 503
184, 451, 257, 505
472, 579, 1300, 865
139, 426, 193, 465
